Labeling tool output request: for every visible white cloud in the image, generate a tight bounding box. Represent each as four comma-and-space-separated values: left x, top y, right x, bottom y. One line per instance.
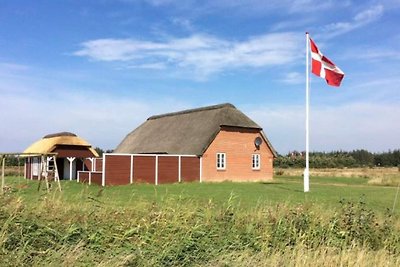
321, 5, 384, 38
74, 32, 302, 79
0, 87, 189, 152
1, 77, 398, 155
127, 62, 167, 69
247, 102, 400, 154
0, 62, 30, 71
345, 48, 400, 61
143, 0, 176, 6
170, 17, 194, 31
288, 0, 339, 13
137, 0, 359, 22
280, 72, 303, 84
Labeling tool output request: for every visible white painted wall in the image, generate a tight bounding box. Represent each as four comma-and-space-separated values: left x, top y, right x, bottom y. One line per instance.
63, 158, 76, 179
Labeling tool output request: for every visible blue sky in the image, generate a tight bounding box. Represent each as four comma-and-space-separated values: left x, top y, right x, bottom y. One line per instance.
0, 0, 399, 154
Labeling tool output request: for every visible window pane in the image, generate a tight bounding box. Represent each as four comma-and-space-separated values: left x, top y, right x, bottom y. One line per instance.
252, 154, 260, 169
217, 153, 226, 169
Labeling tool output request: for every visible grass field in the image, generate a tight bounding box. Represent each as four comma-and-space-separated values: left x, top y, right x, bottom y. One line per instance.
276, 167, 400, 186
4, 174, 399, 215
1, 172, 400, 266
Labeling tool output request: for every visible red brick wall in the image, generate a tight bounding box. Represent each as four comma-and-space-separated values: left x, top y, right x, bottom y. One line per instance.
100, 155, 200, 185
202, 127, 274, 182
158, 157, 179, 184
181, 157, 200, 182
52, 145, 96, 158
83, 159, 92, 171
133, 156, 155, 184
79, 171, 90, 183
95, 158, 103, 172
104, 155, 130, 185
91, 172, 102, 186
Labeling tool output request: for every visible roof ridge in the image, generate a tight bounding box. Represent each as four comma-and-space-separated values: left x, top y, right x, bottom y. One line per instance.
43, 132, 77, 139
147, 103, 236, 120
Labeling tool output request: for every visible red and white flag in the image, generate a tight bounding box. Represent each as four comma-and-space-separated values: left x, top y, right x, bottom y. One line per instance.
309, 37, 344, 87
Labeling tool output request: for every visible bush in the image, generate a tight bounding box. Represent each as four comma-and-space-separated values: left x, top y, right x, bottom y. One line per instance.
0, 195, 399, 266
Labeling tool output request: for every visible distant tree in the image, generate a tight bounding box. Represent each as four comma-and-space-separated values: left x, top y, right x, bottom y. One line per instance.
94, 147, 114, 157
350, 149, 374, 166
4, 155, 20, 166
94, 147, 104, 157
274, 149, 399, 169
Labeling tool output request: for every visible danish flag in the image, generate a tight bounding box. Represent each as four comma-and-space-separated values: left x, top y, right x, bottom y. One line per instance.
309, 37, 344, 87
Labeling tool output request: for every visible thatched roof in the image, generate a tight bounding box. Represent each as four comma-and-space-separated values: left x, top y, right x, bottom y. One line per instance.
115, 103, 277, 156
23, 132, 99, 157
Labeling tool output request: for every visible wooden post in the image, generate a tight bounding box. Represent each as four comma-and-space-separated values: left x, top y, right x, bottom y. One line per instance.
37, 156, 43, 191
1, 155, 5, 195
67, 157, 75, 180
38, 156, 42, 184
54, 156, 61, 191
178, 156, 181, 183
43, 155, 50, 192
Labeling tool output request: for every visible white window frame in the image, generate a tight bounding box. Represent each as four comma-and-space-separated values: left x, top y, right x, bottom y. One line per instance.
252, 154, 261, 170
216, 153, 226, 170
47, 156, 54, 172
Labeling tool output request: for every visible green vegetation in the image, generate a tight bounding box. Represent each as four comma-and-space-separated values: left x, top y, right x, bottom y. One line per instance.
275, 149, 400, 168
1, 176, 400, 266
4, 175, 400, 214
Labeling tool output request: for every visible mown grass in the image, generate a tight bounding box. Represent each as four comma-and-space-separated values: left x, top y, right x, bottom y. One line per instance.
4, 175, 399, 215
1, 175, 400, 266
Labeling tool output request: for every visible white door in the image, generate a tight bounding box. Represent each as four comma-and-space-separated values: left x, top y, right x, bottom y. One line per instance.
63, 158, 77, 180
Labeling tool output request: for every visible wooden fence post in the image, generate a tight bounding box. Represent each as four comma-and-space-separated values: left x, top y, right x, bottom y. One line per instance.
1, 155, 5, 195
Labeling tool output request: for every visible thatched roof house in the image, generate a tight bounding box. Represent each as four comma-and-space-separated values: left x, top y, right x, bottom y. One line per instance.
111, 103, 276, 183
24, 132, 98, 180
24, 132, 98, 157
115, 103, 276, 157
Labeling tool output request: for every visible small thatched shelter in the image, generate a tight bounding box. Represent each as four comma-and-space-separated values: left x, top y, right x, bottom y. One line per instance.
24, 132, 98, 180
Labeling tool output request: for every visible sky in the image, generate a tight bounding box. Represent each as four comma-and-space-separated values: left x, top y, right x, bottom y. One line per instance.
0, 0, 399, 155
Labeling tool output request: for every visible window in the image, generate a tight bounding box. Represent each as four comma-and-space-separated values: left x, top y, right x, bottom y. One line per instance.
47, 156, 55, 171
252, 154, 261, 170
216, 153, 226, 170
32, 157, 39, 176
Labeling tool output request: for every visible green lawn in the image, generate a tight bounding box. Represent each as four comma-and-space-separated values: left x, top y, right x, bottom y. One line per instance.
2, 175, 400, 266
4, 175, 399, 215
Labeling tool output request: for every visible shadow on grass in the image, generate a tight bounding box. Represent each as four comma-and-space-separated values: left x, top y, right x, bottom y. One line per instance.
260, 182, 285, 185
271, 184, 304, 193
259, 182, 303, 193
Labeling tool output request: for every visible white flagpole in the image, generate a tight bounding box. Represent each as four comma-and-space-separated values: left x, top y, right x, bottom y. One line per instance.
304, 32, 310, 192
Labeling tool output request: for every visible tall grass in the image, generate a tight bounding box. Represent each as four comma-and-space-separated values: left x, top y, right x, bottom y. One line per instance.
1, 191, 399, 266
276, 167, 400, 186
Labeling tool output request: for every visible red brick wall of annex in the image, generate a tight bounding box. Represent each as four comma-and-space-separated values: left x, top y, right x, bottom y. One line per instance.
158, 156, 179, 184
91, 172, 102, 186
52, 145, 96, 158
201, 127, 274, 182
95, 158, 103, 172
181, 157, 200, 182
79, 172, 89, 183
83, 159, 92, 171
133, 156, 155, 184
104, 155, 130, 185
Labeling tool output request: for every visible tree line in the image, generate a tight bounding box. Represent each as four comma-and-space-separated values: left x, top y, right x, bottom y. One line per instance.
274, 149, 400, 168
2, 148, 399, 168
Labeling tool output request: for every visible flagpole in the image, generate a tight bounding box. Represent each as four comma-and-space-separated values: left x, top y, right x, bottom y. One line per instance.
304, 32, 310, 192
